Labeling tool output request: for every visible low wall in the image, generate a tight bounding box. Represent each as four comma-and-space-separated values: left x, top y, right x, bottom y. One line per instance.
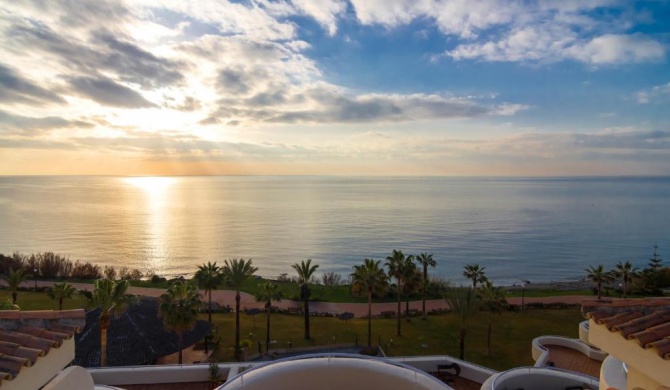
89, 364, 235, 386
532, 335, 607, 367
394, 355, 496, 384
481, 366, 599, 390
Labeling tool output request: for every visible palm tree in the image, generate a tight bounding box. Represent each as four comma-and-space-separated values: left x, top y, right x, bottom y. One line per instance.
254, 282, 283, 352
222, 259, 258, 360
3, 268, 27, 304
351, 259, 388, 346
158, 280, 201, 365
416, 253, 436, 319
194, 262, 224, 324
385, 250, 414, 336
463, 264, 487, 289
478, 281, 507, 356
48, 281, 77, 310
292, 259, 319, 339
79, 279, 137, 367
613, 261, 638, 299
585, 264, 612, 300
445, 286, 480, 360
402, 267, 421, 318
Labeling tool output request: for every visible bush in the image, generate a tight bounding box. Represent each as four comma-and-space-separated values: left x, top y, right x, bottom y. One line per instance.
321, 271, 343, 286
104, 266, 117, 280
71, 261, 102, 279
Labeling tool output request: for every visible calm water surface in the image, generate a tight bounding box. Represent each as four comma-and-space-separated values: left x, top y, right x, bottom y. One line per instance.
0, 176, 668, 285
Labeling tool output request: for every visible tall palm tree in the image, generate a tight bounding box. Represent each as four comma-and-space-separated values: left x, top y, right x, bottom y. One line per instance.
292, 259, 319, 339
416, 253, 436, 319
585, 264, 612, 300
3, 268, 27, 304
158, 280, 201, 365
385, 250, 414, 336
79, 279, 137, 367
222, 259, 258, 360
445, 286, 480, 360
48, 281, 77, 310
254, 282, 283, 352
194, 262, 224, 324
402, 267, 421, 318
351, 259, 388, 346
463, 264, 487, 289
478, 281, 507, 356
613, 261, 638, 299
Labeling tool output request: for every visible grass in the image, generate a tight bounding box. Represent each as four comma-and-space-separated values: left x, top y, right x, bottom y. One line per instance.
2, 288, 584, 371
0, 289, 85, 311
207, 308, 583, 371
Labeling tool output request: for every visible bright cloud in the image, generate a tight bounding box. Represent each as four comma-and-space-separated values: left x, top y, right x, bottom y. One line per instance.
0, 0, 668, 176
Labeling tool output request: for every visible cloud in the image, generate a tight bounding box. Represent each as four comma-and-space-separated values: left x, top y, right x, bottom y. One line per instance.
67, 76, 156, 108
447, 28, 666, 65
0, 110, 93, 135
635, 82, 670, 104
0, 63, 66, 106
288, 0, 347, 36
566, 34, 666, 64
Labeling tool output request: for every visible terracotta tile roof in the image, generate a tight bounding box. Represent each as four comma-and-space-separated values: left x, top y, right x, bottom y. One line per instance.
0, 309, 85, 385
582, 298, 670, 361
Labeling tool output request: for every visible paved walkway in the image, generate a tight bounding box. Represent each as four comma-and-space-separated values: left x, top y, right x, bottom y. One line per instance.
19, 281, 592, 318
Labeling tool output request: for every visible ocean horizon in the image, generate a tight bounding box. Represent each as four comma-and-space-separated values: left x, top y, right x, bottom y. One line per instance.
1, 175, 668, 286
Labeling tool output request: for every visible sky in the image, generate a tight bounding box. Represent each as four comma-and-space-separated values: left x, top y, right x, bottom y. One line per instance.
0, 0, 669, 176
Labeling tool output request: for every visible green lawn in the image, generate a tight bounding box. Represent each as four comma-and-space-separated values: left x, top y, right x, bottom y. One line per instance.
208, 308, 583, 371
2, 289, 584, 371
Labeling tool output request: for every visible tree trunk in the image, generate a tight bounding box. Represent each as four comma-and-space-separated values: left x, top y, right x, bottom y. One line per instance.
302, 284, 311, 339
422, 292, 426, 320
265, 302, 271, 352
178, 332, 183, 364
11, 291, 16, 305
396, 279, 402, 336
405, 295, 410, 320
58, 297, 63, 311
100, 314, 109, 367
235, 291, 241, 360
597, 282, 602, 299
367, 291, 372, 347
487, 313, 492, 357
422, 264, 427, 319
623, 279, 628, 299
459, 327, 466, 360
208, 289, 213, 323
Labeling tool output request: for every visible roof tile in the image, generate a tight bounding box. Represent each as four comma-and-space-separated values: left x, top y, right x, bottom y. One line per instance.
630, 323, 670, 347
584, 299, 670, 361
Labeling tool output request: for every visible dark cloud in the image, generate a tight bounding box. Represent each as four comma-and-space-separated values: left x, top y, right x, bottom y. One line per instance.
67, 76, 156, 108
217, 68, 251, 94
6, 23, 185, 91
94, 32, 185, 88
0, 110, 93, 135
0, 63, 66, 106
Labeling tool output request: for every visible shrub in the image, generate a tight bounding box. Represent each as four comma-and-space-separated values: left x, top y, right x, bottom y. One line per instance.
321, 271, 343, 286
71, 261, 102, 279
104, 266, 117, 280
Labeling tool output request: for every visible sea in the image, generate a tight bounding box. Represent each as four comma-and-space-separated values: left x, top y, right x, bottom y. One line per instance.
0, 176, 668, 286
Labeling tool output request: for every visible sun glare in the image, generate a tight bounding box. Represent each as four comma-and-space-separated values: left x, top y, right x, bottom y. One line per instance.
123, 176, 176, 194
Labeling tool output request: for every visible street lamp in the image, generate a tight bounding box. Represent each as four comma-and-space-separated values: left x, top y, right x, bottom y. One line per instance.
33, 268, 38, 289
520, 280, 530, 310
